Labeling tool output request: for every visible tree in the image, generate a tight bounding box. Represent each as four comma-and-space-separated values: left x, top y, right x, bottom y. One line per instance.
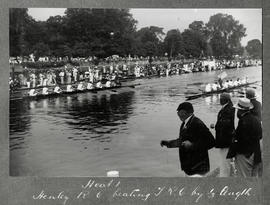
206, 13, 246, 58
182, 21, 208, 58
163, 29, 184, 58
246, 39, 262, 58
10, 8, 49, 60
32, 42, 50, 61
10, 8, 33, 58
63, 8, 137, 58
188, 21, 205, 32
46, 15, 67, 57
134, 26, 164, 57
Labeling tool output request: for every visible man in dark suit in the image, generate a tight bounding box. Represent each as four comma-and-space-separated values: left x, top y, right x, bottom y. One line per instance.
246, 88, 262, 121
246, 88, 262, 176
229, 98, 262, 177
160, 102, 215, 176
211, 93, 235, 177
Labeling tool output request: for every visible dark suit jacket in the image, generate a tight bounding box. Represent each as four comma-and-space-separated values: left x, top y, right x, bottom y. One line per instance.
167, 115, 215, 175
215, 101, 235, 148
235, 112, 262, 164
250, 99, 262, 122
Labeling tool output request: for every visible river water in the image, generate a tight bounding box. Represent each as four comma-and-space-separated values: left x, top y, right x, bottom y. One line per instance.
10, 66, 262, 176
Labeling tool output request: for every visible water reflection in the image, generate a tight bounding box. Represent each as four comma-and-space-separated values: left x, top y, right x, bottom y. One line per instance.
9, 66, 262, 176
9, 100, 31, 151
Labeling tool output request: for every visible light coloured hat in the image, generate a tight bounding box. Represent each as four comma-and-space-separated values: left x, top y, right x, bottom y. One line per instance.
234, 98, 254, 110
246, 88, 256, 99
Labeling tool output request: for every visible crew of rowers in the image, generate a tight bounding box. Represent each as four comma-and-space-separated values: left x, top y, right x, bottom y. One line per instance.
28, 78, 120, 97
205, 77, 248, 92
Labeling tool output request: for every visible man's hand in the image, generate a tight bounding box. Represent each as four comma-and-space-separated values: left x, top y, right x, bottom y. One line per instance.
181, 140, 193, 149
160, 140, 169, 147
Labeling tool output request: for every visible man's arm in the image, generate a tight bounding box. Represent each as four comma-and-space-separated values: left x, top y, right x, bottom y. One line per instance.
160, 138, 180, 148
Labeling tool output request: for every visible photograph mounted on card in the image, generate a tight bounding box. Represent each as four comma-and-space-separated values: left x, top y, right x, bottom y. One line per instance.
9, 8, 262, 179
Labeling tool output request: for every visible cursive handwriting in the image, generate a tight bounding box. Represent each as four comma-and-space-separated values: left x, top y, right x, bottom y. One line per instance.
113, 188, 151, 201
33, 190, 69, 205
191, 186, 204, 202
31, 180, 255, 204
219, 186, 252, 200
82, 179, 119, 189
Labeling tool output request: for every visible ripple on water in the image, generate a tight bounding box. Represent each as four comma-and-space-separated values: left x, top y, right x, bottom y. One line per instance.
9, 66, 262, 176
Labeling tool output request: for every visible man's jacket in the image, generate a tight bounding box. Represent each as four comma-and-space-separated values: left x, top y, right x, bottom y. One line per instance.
215, 102, 235, 148
167, 115, 215, 175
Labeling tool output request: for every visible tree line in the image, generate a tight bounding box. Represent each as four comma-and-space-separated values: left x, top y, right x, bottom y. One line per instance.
10, 8, 262, 62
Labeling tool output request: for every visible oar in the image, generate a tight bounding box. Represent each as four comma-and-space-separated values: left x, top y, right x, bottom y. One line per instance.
185, 91, 199, 95
238, 91, 245, 94
198, 88, 207, 93
10, 97, 23, 101
250, 86, 257, 89
251, 82, 262, 87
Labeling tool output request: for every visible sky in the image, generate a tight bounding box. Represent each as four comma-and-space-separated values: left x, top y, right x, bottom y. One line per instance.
27, 8, 262, 46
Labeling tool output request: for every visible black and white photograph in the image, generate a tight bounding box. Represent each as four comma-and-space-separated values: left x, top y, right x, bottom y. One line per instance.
9, 8, 262, 177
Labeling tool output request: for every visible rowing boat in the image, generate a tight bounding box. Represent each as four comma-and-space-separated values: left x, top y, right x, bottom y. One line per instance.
10, 83, 140, 101
185, 81, 258, 101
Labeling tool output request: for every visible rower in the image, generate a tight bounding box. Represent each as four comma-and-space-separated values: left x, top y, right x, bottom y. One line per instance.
111, 81, 116, 87
205, 83, 212, 92
237, 78, 242, 85
223, 80, 229, 89
96, 81, 103, 89
105, 80, 112, 88
42, 87, 49, 95
66, 84, 74, 92
233, 78, 240, 86
228, 79, 234, 87
87, 82, 94, 90
29, 89, 37, 96
54, 85, 62, 94
212, 82, 220, 91
77, 82, 85, 91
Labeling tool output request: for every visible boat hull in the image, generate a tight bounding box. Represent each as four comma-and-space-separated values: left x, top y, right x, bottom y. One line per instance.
185, 82, 257, 101
10, 84, 139, 101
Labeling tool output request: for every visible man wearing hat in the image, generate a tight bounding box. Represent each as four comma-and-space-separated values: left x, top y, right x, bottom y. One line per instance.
228, 98, 262, 177
246, 88, 262, 122
160, 102, 215, 176
211, 93, 235, 177
246, 88, 262, 176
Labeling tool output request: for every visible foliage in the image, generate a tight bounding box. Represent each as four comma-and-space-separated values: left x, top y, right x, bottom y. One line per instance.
206, 13, 246, 58
246, 39, 262, 58
10, 8, 36, 57
163, 29, 184, 58
134, 26, 165, 57
9, 9, 251, 62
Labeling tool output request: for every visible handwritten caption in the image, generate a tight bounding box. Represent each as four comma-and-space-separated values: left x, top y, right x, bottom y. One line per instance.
32, 179, 253, 205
